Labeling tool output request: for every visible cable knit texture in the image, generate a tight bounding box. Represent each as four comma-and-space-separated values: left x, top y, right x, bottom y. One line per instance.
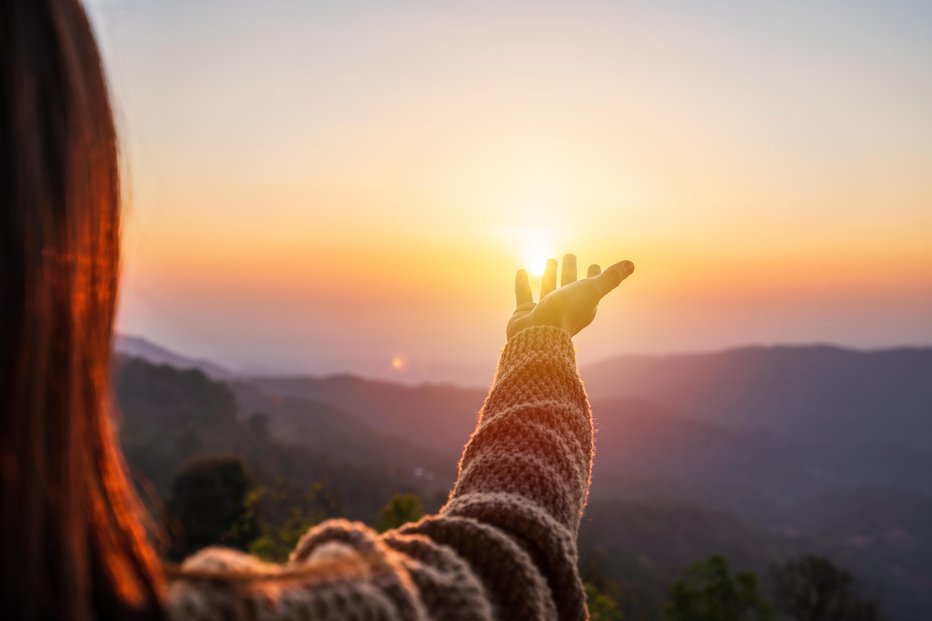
167, 325, 594, 620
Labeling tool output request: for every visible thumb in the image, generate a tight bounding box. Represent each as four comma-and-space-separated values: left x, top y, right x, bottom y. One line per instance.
592, 260, 634, 298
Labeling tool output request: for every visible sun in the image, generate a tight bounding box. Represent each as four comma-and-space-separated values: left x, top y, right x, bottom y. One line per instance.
522, 244, 551, 277
527, 254, 548, 277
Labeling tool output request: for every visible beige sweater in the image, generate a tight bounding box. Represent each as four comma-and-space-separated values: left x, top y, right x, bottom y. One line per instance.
167, 325, 594, 620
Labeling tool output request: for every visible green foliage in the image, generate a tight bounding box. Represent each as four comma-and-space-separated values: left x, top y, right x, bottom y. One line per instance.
164, 457, 259, 560
586, 582, 625, 621
768, 555, 885, 621
377, 492, 424, 532
248, 507, 319, 562
665, 555, 774, 621
246, 480, 341, 562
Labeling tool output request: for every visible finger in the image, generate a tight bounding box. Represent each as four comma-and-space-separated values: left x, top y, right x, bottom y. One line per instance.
560, 254, 577, 286
592, 260, 634, 298
540, 258, 558, 298
515, 269, 533, 307
587, 264, 601, 278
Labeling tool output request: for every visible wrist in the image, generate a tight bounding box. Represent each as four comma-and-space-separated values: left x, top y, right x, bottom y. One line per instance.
507, 314, 572, 341
501, 324, 576, 364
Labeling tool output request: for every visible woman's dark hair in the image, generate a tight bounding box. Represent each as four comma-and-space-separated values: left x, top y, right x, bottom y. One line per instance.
0, 0, 164, 618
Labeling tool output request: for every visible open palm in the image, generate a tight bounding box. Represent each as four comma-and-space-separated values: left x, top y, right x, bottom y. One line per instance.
506, 254, 634, 340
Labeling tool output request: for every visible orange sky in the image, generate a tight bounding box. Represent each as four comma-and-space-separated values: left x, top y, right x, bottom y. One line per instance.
88, 0, 932, 384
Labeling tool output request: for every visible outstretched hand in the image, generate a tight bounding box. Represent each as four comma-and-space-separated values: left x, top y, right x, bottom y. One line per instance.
506, 254, 634, 340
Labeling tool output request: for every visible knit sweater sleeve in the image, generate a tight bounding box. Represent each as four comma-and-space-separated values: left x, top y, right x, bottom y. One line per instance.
404, 324, 592, 619
166, 325, 593, 621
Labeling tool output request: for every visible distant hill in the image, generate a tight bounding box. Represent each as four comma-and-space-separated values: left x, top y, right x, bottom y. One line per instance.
114, 334, 234, 379
113, 355, 450, 519
247, 374, 487, 459
229, 380, 455, 490
584, 345, 932, 445
583, 345, 932, 492
587, 398, 820, 519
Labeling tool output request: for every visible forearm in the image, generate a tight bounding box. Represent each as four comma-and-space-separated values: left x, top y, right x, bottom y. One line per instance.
394, 324, 594, 619
443, 324, 593, 532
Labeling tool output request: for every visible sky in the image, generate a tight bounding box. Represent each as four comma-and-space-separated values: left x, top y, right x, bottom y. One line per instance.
86, 0, 932, 385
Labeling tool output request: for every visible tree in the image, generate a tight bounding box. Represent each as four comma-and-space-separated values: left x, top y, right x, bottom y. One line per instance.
376, 492, 424, 532
248, 505, 321, 562
164, 457, 259, 560
768, 555, 885, 621
580, 548, 630, 620
246, 480, 341, 562
586, 582, 624, 621
665, 555, 774, 621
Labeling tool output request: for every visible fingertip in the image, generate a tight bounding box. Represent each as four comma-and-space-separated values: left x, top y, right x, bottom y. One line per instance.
606, 260, 633, 279
515, 268, 533, 306
592, 262, 629, 296
540, 258, 559, 297
560, 253, 578, 286
515, 268, 530, 289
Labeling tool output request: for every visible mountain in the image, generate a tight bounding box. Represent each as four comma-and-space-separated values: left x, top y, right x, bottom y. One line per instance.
113, 355, 450, 519
587, 398, 821, 521
247, 374, 487, 459
114, 334, 234, 379
583, 345, 932, 491
229, 380, 455, 490
583, 345, 932, 443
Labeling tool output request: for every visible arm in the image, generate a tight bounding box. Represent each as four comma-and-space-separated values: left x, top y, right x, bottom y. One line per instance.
168, 255, 634, 621
399, 323, 592, 619
389, 256, 634, 619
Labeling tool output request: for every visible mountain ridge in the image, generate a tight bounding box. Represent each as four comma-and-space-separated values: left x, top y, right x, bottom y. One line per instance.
115, 330, 932, 388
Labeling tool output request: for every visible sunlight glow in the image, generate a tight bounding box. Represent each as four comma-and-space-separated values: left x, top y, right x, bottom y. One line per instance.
521, 236, 554, 277
526, 253, 549, 277
102, 0, 932, 371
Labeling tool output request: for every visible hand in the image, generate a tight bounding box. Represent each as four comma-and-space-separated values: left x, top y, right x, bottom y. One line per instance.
506, 254, 634, 340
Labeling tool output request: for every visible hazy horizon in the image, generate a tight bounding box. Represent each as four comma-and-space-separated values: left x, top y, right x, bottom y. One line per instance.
87, 0, 932, 382
116, 329, 932, 388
